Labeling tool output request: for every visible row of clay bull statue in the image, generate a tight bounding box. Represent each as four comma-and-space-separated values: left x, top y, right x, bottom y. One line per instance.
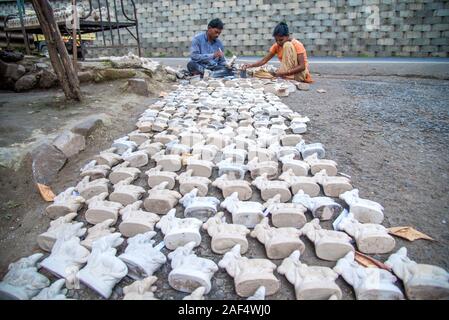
1, 78, 447, 300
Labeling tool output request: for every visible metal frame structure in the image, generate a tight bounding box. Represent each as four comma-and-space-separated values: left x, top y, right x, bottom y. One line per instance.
4, 0, 141, 57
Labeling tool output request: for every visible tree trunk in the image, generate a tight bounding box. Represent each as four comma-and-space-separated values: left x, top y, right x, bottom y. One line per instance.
31, 0, 81, 101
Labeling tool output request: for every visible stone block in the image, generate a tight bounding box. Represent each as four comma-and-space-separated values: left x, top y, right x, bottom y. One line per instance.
53, 131, 86, 158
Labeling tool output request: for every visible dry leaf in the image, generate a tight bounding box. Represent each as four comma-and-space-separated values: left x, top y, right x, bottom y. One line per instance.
354, 251, 392, 271
388, 226, 434, 241
37, 183, 55, 202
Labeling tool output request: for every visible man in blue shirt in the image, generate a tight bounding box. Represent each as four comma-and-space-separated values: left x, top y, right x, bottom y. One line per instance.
187, 18, 228, 76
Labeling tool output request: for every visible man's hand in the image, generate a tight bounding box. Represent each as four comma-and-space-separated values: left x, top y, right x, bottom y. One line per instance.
213, 50, 224, 59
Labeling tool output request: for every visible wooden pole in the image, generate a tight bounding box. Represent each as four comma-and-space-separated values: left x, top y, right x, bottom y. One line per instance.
31, 0, 81, 101
72, 0, 77, 71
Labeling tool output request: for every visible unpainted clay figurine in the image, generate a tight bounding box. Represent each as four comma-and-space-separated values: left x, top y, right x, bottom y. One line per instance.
37, 212, 86, 252
185, 154, 215, 178
40, 234, 90, 282
109, 177, 146, 206
251, 218, 305, 259
336, 212, 395, 254
128, 130, 151, 146
94, 147, 122, 167
122, 148, 149, 168
119, 232, 167, 280
263, 194, 307, 228
334, 251, 404, 300
145, 165, 178, 189
46, 187, 85, 219
155, 209, 203, 250
212, 173, 252, 201
80, 219, 116, 250
75, 176, 109, 201
292, 190, 342, 221
183, 286, 206, 300
314, 169, 353, 197
179, 188, 220, 221
32, 279, 71, 300
177, 169, 211, 196
247, 158, 279, 180
77, 233, 128, 299
218, 244, 280, 297
300, 219, 354, 261
168, 242, 218, 294
203, 212, 250, 254
112, 136, 138, 155
0, 253, 50, 300
152, 150, 182, 172
304, 153, 338, 176
279, 154, 310, 176
252, 173, 291, 202
85, 192, 123, 225
119, 201, 160, 237
144, 181, 182, 215
339, 189, 384, 224
279, 169, 320, 196
216, 158, 248, 180
122, 276, 158, 300
109, 161, 141, 185
221, 192, 265, 228
277, 250, 342, 300
296, 141, 325, 159
80, 160, 110, 180
385, 247, 449, 300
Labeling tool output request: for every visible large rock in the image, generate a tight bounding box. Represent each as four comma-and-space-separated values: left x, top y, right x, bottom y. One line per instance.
0, 60, 26, 81
15, 73, 38, 92
78, 70, 95, 83
71, 115, 104, 137
94, 68, 136, 82
127, 78, 149, 96
38, 69, 58, 89
30, 142, 67, 184
52, 131, 85, 158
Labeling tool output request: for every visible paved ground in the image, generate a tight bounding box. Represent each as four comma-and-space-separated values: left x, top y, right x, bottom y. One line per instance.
0, 63, 448, 299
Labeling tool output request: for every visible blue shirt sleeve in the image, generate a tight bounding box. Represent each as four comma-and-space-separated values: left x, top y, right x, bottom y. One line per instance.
190, 37, 214, 63
217, 42, 226, 66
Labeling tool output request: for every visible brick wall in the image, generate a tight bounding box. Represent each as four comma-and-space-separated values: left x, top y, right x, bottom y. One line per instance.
1, 0, 448, 57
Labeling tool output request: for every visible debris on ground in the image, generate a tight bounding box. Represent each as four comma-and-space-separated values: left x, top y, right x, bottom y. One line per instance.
388, 226, 435, 242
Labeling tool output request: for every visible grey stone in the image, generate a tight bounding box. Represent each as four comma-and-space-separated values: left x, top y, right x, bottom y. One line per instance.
297, 83, 310, 91
29, 142, 67, 184
78, 70, 95, 83
71, 115, 104, 137
0, 60, 26, 82
14, 73, 38, 92
53, 131, 86, 158
38, 69, 58, 89
127, 78, 149, 96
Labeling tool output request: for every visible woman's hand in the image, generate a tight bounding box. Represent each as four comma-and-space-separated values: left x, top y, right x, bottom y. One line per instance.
241, 64, 251, 70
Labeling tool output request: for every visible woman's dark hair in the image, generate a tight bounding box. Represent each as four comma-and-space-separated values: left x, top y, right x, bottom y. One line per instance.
273, 22, 289, 37
208, 18, 224, 30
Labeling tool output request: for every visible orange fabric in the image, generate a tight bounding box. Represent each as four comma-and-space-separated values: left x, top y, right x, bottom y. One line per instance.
269, 39, 308, 66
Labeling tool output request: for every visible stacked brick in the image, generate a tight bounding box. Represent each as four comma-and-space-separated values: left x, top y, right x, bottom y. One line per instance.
0, 0, 448, 57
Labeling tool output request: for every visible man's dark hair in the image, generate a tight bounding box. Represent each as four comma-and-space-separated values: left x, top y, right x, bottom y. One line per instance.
273, 22, 289, 37
208, 18, 224, 29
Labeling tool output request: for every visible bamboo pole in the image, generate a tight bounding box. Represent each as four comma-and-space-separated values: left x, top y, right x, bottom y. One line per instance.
31, 0, 81, 101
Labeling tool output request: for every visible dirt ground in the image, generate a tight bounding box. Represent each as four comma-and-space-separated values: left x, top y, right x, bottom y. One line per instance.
0, 73, 448, 300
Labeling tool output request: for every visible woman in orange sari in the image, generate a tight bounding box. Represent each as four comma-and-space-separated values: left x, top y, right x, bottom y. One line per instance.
242, 22, 313, 83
